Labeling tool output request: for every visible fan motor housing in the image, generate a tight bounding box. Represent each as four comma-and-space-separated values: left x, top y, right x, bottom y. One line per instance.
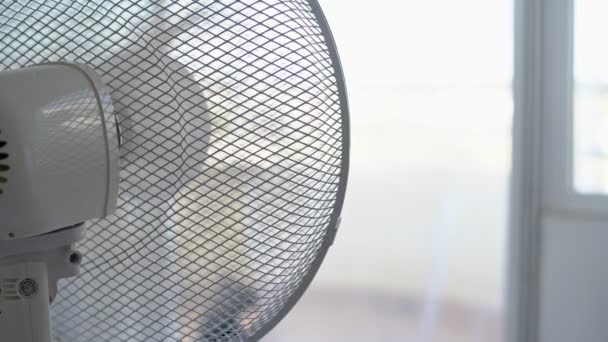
0, 64, 119, 240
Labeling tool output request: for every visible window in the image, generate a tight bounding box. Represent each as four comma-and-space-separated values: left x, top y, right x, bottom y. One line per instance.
573, 1, 608, 194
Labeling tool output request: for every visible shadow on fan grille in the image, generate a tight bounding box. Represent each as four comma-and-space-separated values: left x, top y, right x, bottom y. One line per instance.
0, 0, 346, 341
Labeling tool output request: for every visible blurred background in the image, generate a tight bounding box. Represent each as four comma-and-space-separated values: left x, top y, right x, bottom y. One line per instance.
266, 0, 513, 341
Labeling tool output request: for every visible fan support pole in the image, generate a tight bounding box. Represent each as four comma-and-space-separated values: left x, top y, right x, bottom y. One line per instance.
0, 224, 85, 342
0, 262, 51, 342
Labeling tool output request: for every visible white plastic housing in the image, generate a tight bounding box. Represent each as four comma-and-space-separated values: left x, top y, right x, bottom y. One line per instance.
0, 64, 119, 240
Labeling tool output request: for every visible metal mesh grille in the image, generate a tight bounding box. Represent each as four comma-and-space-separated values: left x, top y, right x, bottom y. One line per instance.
0, 0, 348, 341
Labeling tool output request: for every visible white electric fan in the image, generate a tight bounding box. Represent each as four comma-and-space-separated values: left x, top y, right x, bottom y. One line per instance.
0, 0, 349, 341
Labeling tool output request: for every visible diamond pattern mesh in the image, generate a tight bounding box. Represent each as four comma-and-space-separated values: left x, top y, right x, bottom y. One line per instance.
0, 1, 348, 341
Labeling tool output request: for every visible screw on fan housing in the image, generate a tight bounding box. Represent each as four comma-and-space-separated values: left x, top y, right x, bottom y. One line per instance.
18, 278, 38, 297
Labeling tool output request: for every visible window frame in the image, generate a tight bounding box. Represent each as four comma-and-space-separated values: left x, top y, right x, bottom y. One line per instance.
509, 1, 608, 341
541, 0, 608, 218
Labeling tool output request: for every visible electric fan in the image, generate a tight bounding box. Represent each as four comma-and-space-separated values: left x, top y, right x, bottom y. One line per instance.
0, 0, 348, 341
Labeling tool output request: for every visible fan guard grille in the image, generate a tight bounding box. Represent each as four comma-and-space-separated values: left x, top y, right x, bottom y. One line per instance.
0, 0, 348, 341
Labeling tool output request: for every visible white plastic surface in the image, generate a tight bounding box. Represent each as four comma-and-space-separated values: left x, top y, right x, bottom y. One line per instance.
0, 262, 51, 342
0, 64, 119, 240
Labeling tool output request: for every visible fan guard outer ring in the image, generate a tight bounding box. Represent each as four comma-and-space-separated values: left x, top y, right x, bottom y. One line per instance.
247, 1, 350, 340
0, 0, 349, 340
